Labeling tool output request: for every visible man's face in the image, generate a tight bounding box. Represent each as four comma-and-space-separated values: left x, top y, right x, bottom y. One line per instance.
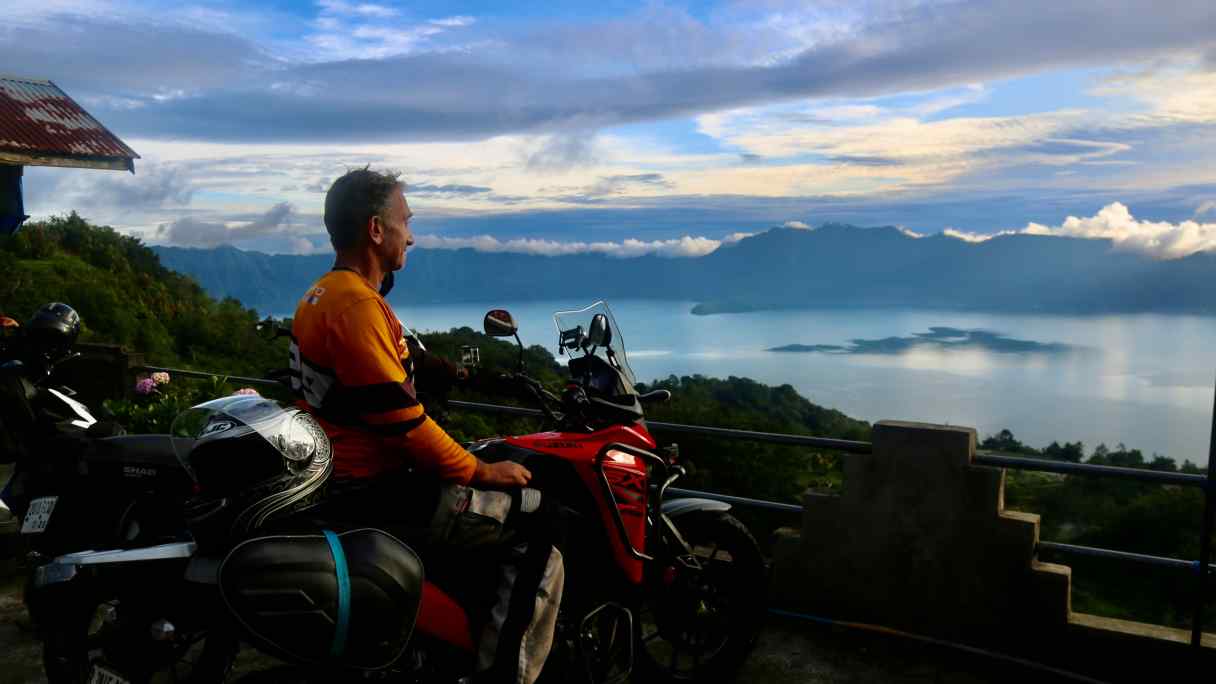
378, 188, 414, 272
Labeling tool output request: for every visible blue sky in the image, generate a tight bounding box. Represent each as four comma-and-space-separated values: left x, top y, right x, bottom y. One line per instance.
6, 0, 1216, 256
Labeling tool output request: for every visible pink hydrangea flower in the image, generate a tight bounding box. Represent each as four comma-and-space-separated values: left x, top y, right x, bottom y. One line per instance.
151, 371, 170, 385
231, 387, 260, 397
134, 378, 157, 395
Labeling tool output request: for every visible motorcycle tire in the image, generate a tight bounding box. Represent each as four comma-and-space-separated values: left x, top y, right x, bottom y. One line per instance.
41, 583, 236, 684
635, 512, 766, 683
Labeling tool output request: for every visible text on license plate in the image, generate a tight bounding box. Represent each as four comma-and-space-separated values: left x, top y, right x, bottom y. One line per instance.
20, 496, 57, 534
88, 665, 131, 684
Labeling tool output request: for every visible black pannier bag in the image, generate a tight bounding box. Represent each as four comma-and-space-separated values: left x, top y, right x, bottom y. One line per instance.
218, 528, 424, 670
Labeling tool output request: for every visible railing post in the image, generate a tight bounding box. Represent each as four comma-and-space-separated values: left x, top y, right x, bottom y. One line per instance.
1192, 372, 1216, 648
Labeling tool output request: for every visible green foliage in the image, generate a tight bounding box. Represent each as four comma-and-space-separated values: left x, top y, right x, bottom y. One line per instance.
103, 374, 237, 434
0, 213, 289, 377
993, 428, 1215, 629
638, 375, 870, 504
414, 327, 569, 443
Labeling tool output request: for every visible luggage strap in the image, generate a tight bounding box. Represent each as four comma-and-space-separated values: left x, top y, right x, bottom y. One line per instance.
322, 530, 351, 658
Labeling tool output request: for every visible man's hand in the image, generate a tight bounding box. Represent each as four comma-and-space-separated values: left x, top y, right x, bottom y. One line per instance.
472, 459, 532, 488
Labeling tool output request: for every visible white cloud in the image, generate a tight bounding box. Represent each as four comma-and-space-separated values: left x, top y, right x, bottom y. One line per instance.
783, 220, 810, 229
415, 234, 733, 258
431, 16, 475, 28
288, 236, 330, 255
155, 202, 297, 248
1194, 200, 1216, 218
896, 226, 924, 238
316, 0, 398, 19
1090, 65, 1216, 126
304, 1, 474, 60
941, 228, 1017, 243
1021, 202, 1216, 259
939, 203, 1216, 256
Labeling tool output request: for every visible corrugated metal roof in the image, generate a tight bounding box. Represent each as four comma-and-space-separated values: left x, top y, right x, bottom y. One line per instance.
0, 75, 138, 171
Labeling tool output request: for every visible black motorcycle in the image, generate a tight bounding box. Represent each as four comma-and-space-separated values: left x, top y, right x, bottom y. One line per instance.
2, 303, 332, 684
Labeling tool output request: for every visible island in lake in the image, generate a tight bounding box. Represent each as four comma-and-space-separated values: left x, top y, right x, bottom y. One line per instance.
768, 327, 1076, 355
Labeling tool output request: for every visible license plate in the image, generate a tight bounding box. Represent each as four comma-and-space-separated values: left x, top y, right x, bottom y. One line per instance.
88, 665, 130, 684
20, 496, 57, 534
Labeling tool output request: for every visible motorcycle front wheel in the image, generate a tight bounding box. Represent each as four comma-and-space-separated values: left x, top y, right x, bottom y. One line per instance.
636, 512, 767, 682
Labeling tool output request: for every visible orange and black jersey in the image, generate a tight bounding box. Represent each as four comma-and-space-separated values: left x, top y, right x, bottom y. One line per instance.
289, 269, 476, 484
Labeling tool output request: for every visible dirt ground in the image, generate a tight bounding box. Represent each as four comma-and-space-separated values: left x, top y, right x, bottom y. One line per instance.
0, 569, 1096, 684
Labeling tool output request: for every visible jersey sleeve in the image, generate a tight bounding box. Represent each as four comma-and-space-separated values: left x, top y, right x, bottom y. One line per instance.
329, 298, 477, 484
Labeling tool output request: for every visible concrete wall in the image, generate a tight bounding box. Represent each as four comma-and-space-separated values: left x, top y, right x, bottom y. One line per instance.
770, 420, 1215, 681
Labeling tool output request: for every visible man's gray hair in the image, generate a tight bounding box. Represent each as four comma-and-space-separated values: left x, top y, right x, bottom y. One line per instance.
323, 167, 402, 250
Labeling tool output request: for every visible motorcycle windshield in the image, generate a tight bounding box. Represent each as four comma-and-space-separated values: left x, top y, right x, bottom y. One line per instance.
169, 395, 328, 477
553, 301, 636, 387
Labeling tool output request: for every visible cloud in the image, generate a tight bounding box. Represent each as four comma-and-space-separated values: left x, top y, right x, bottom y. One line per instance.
524, 133, 600, 172
1021, 202, 1216, 258
23, 163, 194, 215
585, 173, 672, 196
156, 202, 296, 248
938, 202, 1216, 255
1194, 200, 1216, 218
316, 1, 399, 19
9, 1, 1214, 143
415, 233, 733, 258
943, 228, 993, 243
782, 220, 810, 229
407, 182, 493, 196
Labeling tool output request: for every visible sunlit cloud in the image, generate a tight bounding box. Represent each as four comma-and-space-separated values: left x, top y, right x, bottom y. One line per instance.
1022, 202, 1216, 259
415, 234, 732, 258
6, 0, 1216, 247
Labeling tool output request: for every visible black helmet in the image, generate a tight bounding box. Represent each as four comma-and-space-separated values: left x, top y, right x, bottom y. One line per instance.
26, 303, 80, 353
171, 396, 333, 546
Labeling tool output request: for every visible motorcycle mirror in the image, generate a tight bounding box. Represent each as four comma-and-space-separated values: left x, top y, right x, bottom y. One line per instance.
587, 313, 612, 348
483, 309, 518, 337
256, 318, 292, 341
459, 345, 481, 368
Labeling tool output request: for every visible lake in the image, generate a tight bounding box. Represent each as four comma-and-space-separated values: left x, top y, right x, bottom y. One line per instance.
396, 300, 1216, 465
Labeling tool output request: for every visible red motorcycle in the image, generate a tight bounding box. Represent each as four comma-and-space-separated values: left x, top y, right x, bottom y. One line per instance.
470, 303, 767, 682
225, 302, 768, 683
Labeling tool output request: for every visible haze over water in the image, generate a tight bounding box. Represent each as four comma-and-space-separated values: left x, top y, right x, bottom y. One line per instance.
398, 301, 1216, 465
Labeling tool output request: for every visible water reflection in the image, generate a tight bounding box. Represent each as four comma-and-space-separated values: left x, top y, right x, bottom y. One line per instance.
397, 301, 1216, 462
767, 326, 1078, 355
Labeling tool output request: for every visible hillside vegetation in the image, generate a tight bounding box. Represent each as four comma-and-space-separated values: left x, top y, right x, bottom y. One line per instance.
0, 212, 285, 377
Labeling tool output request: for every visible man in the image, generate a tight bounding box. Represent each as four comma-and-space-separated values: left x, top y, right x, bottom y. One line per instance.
290, 168, 563, 683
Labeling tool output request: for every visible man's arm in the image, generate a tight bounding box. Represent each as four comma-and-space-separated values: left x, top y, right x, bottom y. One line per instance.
329, 299, 531, 488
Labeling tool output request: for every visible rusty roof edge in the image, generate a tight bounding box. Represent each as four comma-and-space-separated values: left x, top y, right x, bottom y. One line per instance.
45, 79, 140, 161
0, 74, 54, 86
0, 150, 134, 172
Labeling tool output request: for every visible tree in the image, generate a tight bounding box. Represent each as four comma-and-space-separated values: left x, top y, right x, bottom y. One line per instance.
981, 429, 1037, 455
1148, 455, 1178, 472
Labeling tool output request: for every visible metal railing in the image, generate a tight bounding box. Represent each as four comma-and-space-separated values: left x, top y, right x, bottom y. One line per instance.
139, 365, 1216, 647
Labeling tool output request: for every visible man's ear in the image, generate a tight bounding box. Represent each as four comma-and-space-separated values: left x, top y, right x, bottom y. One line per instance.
367, 214, 385, 245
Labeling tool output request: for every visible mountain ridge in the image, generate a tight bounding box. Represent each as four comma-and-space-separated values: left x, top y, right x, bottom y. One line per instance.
152, 224, 1216, 317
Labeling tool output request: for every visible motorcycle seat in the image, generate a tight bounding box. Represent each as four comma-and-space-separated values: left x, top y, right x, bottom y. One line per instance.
92, 434, 193, 468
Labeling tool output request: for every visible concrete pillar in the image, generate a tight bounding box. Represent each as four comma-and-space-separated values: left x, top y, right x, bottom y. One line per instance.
771, 420, 1071, 647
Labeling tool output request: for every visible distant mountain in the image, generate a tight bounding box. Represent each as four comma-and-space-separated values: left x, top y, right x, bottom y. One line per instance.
153, 224, 1216, 317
